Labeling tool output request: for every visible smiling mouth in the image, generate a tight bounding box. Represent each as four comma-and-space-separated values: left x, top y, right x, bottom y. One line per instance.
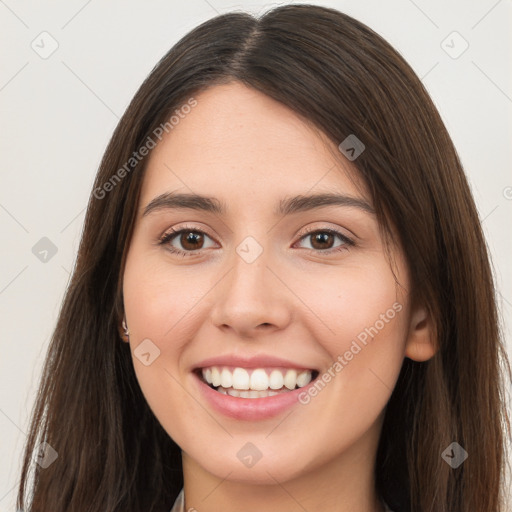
196, 366, 319, 398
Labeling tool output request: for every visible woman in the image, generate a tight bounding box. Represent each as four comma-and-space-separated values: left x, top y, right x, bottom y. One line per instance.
16, 4, 511, 512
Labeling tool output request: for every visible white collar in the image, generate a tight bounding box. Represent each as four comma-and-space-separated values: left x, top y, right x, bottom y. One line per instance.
169, 489, 185, 512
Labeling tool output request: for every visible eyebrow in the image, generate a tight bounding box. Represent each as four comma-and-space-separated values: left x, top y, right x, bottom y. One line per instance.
142, 191, 375, 217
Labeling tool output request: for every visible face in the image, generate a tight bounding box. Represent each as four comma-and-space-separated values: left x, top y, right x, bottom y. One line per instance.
122, 82, 425, 486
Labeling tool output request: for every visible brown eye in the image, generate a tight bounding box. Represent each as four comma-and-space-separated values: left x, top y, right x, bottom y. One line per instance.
180, 231, 204, 250
159, 227, 217, 257
309, 232, 335, 250
296, 228, 353, 254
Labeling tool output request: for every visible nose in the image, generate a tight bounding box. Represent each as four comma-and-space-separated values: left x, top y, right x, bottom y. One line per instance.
209, 247, 292, 339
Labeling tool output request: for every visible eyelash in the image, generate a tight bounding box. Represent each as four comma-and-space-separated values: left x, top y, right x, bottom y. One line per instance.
158, 224, 354, 258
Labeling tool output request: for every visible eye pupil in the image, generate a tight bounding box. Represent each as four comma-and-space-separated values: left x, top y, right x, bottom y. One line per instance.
182, 231, 203, 249
311, 232, 334, 249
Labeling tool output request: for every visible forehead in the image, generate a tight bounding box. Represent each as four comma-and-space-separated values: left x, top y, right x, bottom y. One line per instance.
139, 82, 368, 207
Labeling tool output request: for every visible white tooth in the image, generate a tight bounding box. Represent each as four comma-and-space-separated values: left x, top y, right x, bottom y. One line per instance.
239, 390, 250, 398
284, 369, 298, 390
211, 367, 221, 387
268, 390, 278, 396
217, 386, 227, 395
296, 370, 312, 388
227, 388, 240, 397
269, 370, 284, 389
232, 368, 250, 390
250, 369, 269, 390
220, 368, 232, 388
203, 368, 212, 384
248, 390, 260, 398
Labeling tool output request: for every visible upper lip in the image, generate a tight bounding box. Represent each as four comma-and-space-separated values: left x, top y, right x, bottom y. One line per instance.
193, 354, 317, 371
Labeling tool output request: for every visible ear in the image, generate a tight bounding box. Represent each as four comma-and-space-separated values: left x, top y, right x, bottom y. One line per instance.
118, 318, 130, 344
404, 305, 437, 362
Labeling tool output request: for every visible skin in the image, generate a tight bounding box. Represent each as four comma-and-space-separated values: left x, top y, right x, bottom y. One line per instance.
121, 82, 436, 512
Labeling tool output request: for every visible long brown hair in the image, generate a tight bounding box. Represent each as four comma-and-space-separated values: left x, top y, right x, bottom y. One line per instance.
17, 5, 511, 511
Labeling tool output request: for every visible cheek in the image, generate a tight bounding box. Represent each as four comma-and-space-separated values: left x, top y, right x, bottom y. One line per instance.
293, 262, 408, 412
122, 248, 212, 345
295, 261, 407, 354
121, 247, 197, 406
122, 253, 210, 445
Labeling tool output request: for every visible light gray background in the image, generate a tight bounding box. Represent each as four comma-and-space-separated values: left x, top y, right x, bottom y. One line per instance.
1, 0, 511, 509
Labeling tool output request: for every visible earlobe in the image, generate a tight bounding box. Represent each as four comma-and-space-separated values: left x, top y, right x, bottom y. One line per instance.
404, 306, 437, 362
119, 318, 130, 343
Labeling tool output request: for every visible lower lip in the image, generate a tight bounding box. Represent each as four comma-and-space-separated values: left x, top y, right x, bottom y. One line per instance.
194, 373, 315, 421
